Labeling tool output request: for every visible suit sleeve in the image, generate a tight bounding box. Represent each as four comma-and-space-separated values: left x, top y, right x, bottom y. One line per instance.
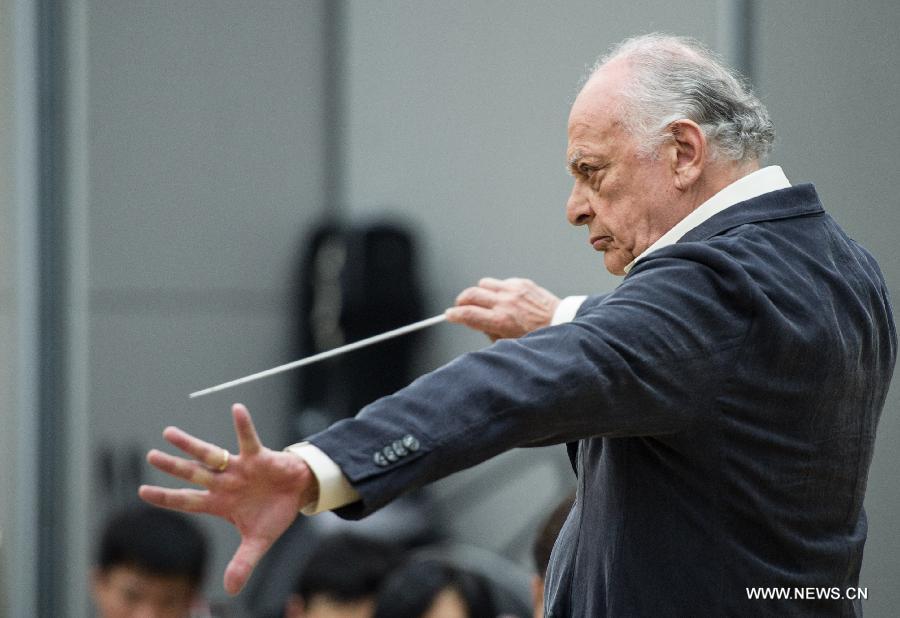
308, 245, 753, 518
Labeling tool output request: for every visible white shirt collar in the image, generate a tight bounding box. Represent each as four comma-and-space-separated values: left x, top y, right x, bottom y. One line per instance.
623, 165, 791, 274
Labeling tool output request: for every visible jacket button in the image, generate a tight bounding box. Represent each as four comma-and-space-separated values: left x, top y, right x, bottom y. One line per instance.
392, 440, 408, 457
402, 435, 420, 452
373, 452, 389, 467
383, 445, 399, 462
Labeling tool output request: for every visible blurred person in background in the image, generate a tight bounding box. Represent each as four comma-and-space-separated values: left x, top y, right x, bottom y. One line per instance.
529, 494, 574, 618
283, 532, 403, 618
91, 504, 209, 618
373, 559, 496, 618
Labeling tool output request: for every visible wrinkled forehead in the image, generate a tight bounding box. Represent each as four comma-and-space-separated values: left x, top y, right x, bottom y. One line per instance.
567, 91, 628, 160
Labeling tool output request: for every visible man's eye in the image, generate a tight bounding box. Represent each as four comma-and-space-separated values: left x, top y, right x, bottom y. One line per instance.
579, 164, 595, 176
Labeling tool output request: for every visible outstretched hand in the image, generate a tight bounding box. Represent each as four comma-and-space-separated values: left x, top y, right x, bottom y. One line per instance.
445, 277, 560, 340
139, 403, 318, 595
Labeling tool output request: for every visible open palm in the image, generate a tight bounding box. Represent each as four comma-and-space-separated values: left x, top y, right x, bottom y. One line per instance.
139, 403, 318, 595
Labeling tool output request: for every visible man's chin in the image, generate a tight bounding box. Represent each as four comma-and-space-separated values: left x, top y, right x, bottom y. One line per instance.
603, 253, 628, 277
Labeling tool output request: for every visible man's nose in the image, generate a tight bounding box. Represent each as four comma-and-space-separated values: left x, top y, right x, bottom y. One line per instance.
566, 181, 592, 226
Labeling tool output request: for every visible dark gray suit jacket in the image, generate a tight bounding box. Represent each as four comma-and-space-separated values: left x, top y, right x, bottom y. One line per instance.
309, 184, 896, 616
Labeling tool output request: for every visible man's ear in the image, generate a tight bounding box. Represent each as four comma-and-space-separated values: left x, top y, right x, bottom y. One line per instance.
666, 119, 706, 190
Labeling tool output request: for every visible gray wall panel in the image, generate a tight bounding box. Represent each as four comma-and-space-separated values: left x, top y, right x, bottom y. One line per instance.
88, 1, 328, 292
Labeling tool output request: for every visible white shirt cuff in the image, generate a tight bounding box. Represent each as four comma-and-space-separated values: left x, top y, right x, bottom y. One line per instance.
284, 442, 360, 515
551, 295, 587, 325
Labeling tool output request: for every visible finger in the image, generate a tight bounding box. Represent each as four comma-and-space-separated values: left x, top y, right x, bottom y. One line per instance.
147, 449, 216, 487
224, 536, 271, 595
138, 485, 211, 513
232, 403, 262, 456
506, 276, 535, 288
455, 286, 498, 308
478, 277, 506, 291
163, 426, 230, 470
444, 305, 502, 333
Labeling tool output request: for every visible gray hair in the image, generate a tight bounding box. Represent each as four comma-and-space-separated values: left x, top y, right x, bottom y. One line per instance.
592, 33, 775, 162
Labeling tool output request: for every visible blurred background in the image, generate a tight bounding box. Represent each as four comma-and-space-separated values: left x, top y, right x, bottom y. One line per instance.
2, 0, 899, 616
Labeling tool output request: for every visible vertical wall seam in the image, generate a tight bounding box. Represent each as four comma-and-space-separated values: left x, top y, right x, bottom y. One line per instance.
717, 0, 757, 83
8, 0, 41, 615
61, 0, 91, 614
322, 0, 344, 217
36, 0, 67, 614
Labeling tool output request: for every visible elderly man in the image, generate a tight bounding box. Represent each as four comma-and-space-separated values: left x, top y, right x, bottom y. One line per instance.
140, 34, 895, 616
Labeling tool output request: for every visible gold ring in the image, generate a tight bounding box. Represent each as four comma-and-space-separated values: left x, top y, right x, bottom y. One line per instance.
215, 449, 230, 472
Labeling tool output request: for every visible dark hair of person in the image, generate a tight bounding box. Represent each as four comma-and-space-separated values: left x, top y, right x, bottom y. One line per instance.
294, 532, 403, 602
373, 559, 496, 618
96, 504, 208, 588
532, 492, 575, 578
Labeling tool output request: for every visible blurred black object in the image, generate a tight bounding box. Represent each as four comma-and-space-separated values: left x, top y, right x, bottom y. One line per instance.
239, 221, 432, 617
292, 218, 425, 438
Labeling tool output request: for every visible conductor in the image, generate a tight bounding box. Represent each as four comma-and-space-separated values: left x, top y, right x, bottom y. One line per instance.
140, 34, 896, 616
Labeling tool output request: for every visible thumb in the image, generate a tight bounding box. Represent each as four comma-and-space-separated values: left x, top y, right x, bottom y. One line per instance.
223, 536, 271, 595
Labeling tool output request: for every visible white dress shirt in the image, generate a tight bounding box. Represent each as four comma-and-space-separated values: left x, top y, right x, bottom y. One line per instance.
290, 165, 791, 514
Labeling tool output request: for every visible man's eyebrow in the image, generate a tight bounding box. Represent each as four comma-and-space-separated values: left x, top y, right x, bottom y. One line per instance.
566, 151, 583, 175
